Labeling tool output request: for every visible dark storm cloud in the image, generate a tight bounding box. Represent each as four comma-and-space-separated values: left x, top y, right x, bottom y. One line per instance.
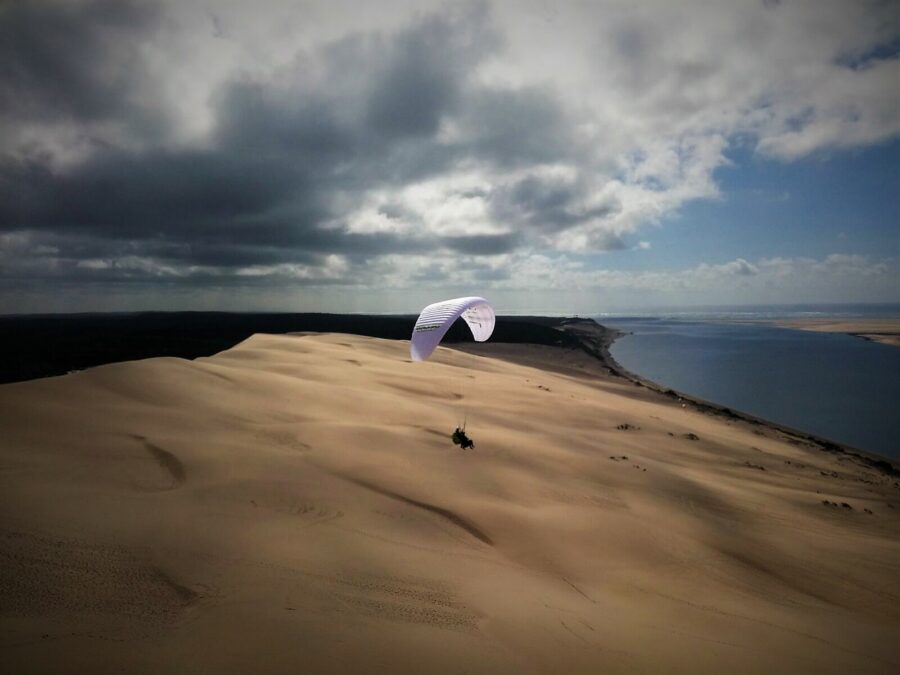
470, 265, 511, 282
450, 257, 511, 282
0, 0, 163, 130
489, 175, 621, 235
585, 231, 628, 251
0, 149, 306, 236
408, 262, 450, 283
439, 232, 521, 255
211, 4, 498, 170
363, 9, 496, 140
213, 80, 354, 160
461, 86, 572, 169
0, 1, 587, 286
377, 202, 419, 222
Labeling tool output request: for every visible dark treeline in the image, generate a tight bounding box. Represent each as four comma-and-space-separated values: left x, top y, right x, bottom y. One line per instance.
0, 312, 581, 384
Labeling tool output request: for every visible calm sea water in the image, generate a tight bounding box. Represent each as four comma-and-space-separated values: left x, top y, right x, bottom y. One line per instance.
602, 313, 900, 460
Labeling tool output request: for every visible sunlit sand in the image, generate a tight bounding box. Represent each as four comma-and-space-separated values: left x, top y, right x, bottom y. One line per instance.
1, 333, 898, 674
772, 319, 900, 347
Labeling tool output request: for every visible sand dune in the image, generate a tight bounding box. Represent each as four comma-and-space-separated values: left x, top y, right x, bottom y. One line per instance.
771, 319, 900, 347
1, 333, 899, 674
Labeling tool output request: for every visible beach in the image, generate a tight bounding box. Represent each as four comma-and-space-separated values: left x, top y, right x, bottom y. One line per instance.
2, 331, 899, 674
769, 319, 900, 347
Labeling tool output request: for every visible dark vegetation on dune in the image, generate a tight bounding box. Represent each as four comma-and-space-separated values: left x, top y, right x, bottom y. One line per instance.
0, 312, 587, 384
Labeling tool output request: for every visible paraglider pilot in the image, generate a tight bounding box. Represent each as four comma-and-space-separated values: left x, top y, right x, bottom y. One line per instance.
452, 427, 475, 450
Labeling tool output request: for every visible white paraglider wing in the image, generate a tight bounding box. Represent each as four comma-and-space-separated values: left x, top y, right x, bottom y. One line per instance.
410, 296, 495, 362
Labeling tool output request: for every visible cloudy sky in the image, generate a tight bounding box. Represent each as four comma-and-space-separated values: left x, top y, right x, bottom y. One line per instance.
1, 0, 897, 314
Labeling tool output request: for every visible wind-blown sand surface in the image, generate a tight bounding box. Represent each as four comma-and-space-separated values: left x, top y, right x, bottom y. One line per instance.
771, 319, 900, 347
1, 333, 899, 674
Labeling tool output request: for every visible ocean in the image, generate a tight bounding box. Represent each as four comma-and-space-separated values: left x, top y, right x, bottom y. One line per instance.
601, 306, 900, 460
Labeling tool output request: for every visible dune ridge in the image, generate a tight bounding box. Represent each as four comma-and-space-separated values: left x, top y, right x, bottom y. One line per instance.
1, 332, 898, 674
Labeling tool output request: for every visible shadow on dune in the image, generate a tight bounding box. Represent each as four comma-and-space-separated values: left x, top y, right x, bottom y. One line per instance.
341, 476, 494, 546
131, 435, 186, 489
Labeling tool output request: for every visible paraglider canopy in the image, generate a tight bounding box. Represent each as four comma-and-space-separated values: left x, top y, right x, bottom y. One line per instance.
410, 296, 495, 361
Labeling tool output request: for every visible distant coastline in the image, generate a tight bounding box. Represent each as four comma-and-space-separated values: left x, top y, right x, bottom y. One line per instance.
766, 318, 900, 347
548, 318, 899, 477
596, 314, 900, 461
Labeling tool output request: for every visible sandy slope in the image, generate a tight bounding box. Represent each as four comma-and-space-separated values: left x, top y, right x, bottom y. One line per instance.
1, 333, 899, 674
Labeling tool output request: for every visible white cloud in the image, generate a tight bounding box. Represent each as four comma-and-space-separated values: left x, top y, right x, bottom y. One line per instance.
473, 253, 898, 304
341, 0, 896, 253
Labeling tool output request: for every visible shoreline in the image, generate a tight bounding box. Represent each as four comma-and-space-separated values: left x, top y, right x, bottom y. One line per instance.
736, 318, 900, 347
540, 318, 899, 477
773, 318, 900, 347
460, 318, 900, 477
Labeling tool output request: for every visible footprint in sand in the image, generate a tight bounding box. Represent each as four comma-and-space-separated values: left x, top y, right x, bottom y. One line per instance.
255, 430, 312, 453
0, 530, 199, 626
